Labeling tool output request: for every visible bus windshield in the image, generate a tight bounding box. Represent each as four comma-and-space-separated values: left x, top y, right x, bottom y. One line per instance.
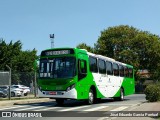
39, 57, 76, 79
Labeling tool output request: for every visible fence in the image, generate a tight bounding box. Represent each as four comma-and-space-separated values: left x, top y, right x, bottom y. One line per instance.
0, 71, 38, 99
0, 71, 9, 85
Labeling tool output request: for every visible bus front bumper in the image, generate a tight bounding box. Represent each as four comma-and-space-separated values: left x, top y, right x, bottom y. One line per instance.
38, 88, 77, 99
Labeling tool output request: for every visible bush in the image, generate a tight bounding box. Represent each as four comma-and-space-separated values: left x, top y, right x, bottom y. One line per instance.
144, 84, 160, 102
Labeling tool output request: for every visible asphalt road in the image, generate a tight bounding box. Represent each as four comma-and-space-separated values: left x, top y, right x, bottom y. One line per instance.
0, 94, 146, 120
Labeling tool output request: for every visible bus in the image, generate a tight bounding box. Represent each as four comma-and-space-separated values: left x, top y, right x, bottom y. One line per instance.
37, 48, 135, 105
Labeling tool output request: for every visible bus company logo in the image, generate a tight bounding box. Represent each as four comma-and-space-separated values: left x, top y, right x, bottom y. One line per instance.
2, 112, 11, 117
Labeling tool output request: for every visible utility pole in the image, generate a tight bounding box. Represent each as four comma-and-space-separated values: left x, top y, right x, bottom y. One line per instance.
33, 60, 38, 98
6, 65, 11, 100
50, 34, 54, 48
34, 70, 37, 98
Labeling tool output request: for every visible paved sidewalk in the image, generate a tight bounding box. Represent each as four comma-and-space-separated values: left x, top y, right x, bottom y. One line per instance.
0, 98, 52, 107
112, 102, 160, 120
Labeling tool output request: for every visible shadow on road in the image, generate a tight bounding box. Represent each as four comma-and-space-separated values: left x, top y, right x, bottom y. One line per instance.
15, 98, 131, 107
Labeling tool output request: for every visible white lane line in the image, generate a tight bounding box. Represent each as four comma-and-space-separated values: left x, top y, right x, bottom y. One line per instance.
110, 106, 128, 111
0, 106, 25, 110
83, 106, 107, 111
59, 106, 89, 111
101, 104, 135, 106
15, 106, 49, 111
97, 117, 109, 120
35, 107, 61, 111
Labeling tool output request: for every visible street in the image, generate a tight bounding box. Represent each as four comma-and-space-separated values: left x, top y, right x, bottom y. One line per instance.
0, 94, 149, 120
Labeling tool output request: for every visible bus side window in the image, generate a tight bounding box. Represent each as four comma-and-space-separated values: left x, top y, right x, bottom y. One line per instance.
80, 60, 87, 73
125, 67, 129, 77
106, 61, 113, 75
98, 59, 106, 74
129, 68, 133, 78
119, 65, 124, 77
78, 59, 87, 80
113, 63, 119, 76
89, 56, 98, 73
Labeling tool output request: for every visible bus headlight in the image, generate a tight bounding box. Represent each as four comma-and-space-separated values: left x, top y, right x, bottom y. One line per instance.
66, 84, 75, 92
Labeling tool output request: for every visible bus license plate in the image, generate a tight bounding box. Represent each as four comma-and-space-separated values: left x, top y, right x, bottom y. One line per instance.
49, 91, 57, 95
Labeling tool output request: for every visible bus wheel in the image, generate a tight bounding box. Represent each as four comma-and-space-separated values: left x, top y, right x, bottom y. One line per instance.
87, 89, 94, 105
56, 99, 64, 105
114, 88, 124, 101
120, 88, 124, 101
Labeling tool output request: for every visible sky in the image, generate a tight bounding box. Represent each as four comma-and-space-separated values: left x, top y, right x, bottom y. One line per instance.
0, 0, 160, 55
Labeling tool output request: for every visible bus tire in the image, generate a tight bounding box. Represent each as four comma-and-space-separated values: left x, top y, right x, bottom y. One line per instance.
120, 88, 124, 101
114, 88, 124, 101
87, 89, 95, 105
56, 99, 64, 105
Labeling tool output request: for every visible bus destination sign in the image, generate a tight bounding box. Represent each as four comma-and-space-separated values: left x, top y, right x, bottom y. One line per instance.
46, 50, 69, 56
41, 49, 74, 56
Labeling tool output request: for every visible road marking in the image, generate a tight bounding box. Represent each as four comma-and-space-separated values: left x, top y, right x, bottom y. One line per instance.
97, 106, 129, 120
100, 104, 135, 106
83, 106, 107, 111
110, 106, 128, 111
59, 105, 89, 111
35, 107, 61, 111
97, 117, 109, 120
15, 106, 48, 111
0, 106, 25, 110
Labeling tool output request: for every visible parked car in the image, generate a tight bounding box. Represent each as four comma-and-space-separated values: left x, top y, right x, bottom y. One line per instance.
10, 86, 23, 97
0, 88, 8, 98
11, 85, 30, 96
0, 86, 23, 97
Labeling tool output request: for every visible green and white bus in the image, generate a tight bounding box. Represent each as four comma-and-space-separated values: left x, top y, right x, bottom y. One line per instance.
38, 48, 135, 105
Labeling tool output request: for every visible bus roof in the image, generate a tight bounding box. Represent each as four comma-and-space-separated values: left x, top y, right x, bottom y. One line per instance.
41, 47, 133, 68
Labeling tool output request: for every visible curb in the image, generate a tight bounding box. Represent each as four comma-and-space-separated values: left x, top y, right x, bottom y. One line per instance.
128, 100, 147, 111
14, 98, 53, 105
0, 98, 53, 107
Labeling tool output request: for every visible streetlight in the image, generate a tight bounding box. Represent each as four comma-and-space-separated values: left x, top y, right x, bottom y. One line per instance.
6, 65, 11, 100
50, 34, 54, 48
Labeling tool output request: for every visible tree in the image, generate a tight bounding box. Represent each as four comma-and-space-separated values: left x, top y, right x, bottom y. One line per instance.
94, 25, 160, 81
0, 39, 22, 70
76, 43, 94, 53
0, 39, 38, 85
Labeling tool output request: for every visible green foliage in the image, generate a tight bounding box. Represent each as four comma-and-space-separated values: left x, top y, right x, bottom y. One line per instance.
144, 84, 160, 102
0, 39, 38, 85
0, 39, 22, 69
76, 43, 94, 53
94, 25, 160, 81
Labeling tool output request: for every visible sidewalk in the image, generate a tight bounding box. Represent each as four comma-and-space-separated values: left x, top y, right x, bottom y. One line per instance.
112, 102, 160, 120
0, 98, 53, 107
